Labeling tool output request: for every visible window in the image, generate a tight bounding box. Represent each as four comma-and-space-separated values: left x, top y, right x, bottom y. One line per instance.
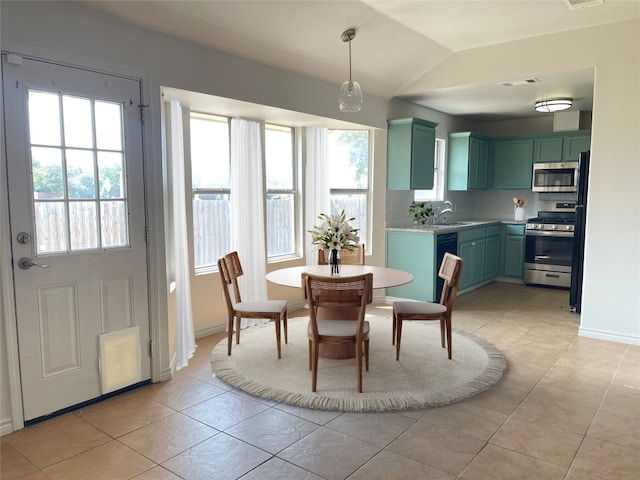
414, 138, 446, 202
327, 130, 370, 246
190, 113, 230, 270
265, 124, 296, 258
28, 90, 128, 254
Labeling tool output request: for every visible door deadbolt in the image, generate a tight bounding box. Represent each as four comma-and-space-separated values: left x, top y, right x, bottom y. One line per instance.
17, 232, 31, 244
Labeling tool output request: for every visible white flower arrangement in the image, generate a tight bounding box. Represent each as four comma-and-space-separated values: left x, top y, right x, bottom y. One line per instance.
310, 210, 360, 251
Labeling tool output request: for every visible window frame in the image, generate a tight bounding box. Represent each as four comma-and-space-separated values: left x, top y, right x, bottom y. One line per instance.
327, 129, 373, 253
264, 123, 299, 262
189, 112, 231, 275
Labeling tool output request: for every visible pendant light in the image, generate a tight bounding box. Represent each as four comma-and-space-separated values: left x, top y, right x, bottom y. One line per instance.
535, 98, 572, 113
339, 28, 363, 112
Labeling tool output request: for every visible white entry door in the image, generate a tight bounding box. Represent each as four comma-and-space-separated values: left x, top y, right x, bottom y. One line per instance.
3, 57, 151, 421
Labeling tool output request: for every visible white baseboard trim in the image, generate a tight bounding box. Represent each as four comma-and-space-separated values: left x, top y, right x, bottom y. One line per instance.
579, 327, 640, 346
1, 418, 14, 437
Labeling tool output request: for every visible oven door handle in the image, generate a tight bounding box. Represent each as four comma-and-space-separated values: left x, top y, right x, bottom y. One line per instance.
526, 230, 574, 238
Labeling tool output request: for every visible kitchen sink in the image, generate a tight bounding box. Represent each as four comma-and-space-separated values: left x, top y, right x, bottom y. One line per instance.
437, 221, 476, 226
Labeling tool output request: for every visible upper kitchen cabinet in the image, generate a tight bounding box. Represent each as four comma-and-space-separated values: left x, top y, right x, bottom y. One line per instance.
491, 137, 534, 189
387, 117, 438, 190
447, 132, 490, 191
533, 131, 591, 163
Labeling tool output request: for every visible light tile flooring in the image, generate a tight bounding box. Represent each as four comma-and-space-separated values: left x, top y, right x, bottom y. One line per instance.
2, 283, 639, 479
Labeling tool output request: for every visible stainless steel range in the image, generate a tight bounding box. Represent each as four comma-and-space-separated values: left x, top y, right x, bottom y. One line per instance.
524, 201, 576, 288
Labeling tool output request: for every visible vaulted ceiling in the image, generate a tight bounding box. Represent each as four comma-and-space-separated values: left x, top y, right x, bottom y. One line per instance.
83, 0, 639, 121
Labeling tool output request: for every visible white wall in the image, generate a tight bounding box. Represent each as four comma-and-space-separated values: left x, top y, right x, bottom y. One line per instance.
1, 2, 638, 433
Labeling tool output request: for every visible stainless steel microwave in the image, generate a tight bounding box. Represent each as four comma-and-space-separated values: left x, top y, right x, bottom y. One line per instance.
532, 162, 578, 192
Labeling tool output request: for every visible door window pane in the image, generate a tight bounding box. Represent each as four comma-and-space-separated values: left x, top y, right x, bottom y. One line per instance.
100, 201, 127, 247
34, 202, 67, 253
28, 91, 61, 146
69, 201, 98, 250
66, 149, 96, 199
95, 101, 123, 150
63, 96, 93, 149
32, 147, 64, 199
98, 152, 124, 199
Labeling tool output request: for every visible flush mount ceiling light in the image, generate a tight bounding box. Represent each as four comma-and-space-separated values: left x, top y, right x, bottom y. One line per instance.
338, 28, 363, 113
535, 98, 573, 113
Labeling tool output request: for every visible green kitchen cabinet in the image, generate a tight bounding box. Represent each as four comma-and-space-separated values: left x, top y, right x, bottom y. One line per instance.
447, 132, 490, 191
563, 132, 591, 161
491, 137, 534, 189
386, 230, 436, 301
484, 225, 501, 280
534, 131, 591, 163
534, 135, 564, 163
503, 223, 526, 278
387, 117, 438, 190
458, 227, 486, 290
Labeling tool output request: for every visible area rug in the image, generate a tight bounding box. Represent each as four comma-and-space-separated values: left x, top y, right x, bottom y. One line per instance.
210, 316, 506, 412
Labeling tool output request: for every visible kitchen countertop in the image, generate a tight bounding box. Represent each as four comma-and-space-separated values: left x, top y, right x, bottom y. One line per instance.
386, 219, 527, 234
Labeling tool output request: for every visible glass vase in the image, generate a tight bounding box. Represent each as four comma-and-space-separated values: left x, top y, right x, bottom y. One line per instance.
329, 249, 340, 276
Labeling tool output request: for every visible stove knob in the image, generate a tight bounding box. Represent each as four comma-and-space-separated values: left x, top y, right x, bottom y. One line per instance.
566, 225, 572, 231
537, 224, 543, 230
551, 225, 557, 230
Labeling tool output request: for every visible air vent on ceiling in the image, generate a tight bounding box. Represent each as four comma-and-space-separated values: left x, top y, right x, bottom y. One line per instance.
500, 78, 539, 87
565, 0, 604, 10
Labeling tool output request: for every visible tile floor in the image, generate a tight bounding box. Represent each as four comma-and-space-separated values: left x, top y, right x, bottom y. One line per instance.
2, 283, 639, 479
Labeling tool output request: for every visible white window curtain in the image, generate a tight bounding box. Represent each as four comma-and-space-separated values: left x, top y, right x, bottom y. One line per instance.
167, 100, 196, 370
305, 127, 330, 265
230, 118, 269, 328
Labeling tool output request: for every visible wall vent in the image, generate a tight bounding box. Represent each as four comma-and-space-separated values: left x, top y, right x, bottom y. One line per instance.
565, 0, 604, 10
500, 78, 539, 87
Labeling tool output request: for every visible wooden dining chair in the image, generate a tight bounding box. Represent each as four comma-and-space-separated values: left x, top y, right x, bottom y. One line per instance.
317, 243, 365, 265
392, 252, 463, 361
303, 272, 373, 393
218, 251, 288, 358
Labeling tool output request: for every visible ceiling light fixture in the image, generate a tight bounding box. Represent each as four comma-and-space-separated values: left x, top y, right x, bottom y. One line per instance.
535, 98, 573, 113
338, 28, 363, 113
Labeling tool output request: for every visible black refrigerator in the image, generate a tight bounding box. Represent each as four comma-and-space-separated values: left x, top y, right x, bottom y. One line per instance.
570, 151, 590, 313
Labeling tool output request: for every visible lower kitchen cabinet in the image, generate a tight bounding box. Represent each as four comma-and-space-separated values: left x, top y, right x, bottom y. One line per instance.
484, 225, 501, 280
458, 227, 486, 291
503, 224, 525, 278
386, 231, 436, 301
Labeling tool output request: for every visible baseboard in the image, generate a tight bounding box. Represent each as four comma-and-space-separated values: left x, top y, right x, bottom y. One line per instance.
1, 417, 15, 436
579, 327, 640, 346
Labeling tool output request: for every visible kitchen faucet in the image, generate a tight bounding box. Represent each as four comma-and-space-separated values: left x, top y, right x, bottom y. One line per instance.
434, 200, 454, 223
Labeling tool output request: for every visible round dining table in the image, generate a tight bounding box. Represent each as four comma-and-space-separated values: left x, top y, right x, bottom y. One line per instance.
266, 265, 413, 359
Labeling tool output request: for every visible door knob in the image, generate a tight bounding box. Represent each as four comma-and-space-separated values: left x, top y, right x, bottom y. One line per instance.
18, 257, 50, 270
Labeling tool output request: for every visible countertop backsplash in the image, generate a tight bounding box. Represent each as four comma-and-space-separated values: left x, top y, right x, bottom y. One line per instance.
385, 189, 543, 228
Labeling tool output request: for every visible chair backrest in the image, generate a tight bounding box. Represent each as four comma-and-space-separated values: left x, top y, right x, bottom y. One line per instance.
437, 252, 463, 310
218, 251, 244, 307
317, 244, 365, 265
304, 273, 373, 338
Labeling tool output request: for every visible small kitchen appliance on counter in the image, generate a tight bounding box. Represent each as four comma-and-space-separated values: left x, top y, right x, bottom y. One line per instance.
524, 200, 576, 288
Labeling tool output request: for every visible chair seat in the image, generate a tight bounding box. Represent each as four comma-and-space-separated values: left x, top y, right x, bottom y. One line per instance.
235, 300, 287, 315
309, 320, 370, 337
393, 301, 447, 316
